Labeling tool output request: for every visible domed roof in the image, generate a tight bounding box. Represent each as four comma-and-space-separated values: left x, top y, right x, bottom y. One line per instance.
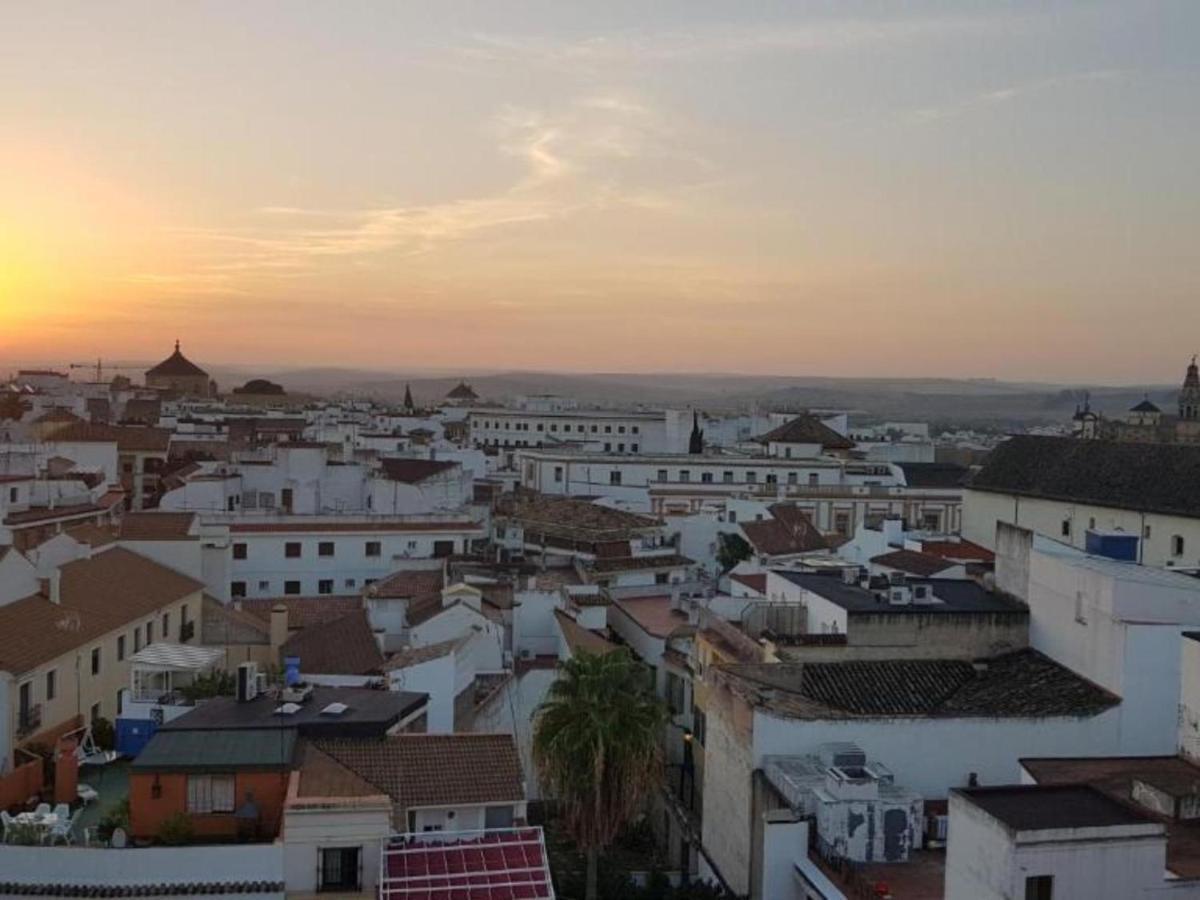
446, 381, 479, 400
146, 341, 207, 378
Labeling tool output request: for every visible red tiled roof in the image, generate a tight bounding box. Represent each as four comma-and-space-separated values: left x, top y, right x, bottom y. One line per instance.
241, 595, 363, 629
730, 573, 767, 594
380, 828, 552, 900
919, 539, 995, 563
755, 415, 854, 450
119, 512, 197, 541
4, 502, 107, 526
371, 567, 445, 600
554, 609, 617, 656
870, 549, 958, 577
228, 520, 479, 533
281, 609, 384, 675
613, 595, 691, 640
46, 423, 171, 452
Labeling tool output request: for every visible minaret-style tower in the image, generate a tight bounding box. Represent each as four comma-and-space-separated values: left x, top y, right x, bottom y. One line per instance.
1181, 355, 1200, 421
688, 410, 704, 454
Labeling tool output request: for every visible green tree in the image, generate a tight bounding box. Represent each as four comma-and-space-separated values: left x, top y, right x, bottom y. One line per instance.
716, 532, 753, 572
534, 649, 668, 900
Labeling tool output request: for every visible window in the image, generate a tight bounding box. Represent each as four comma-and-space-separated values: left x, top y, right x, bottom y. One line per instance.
808, 473, 819, 486
631, 444, 639, 453
285, 581, 302, 595
787, 472, 798, 485
345, 578, 356, 588
187, 774, 235, 814
231, 581, 247, 598
233, 542, 248, 561
618, 426, 626, 434
1025, 875, 1053, 900
318, 579, 334, 595
745, 471, 757, 484
536, 423, 544, 431
407, 540, 418, 550
922, 512, 941, 531
1061, 519, 1071, 537
679, 470, 691, 483
285, 542, 302, 558
549, 424, 557, 432
117, 635, 126, 661
554, 466, 564, 483
834, 513, 851, 535
1144, 524, 1152, 539
666, 671, 685, 715
146, 620, 153, 642
1088, 516, 1096, 530
657, 469, 668, 482
365, 541, 381, 557
723, 471, 733, 484
1173, 535, 1186, 557
766, 473, 777, 485
728, 510, 737, 523
590, 425, 597, 433
485, 806, 514, 829
656, 572, 670, 585
632, 426, 640, 435
319, 846, 362, 892
257, 580, 270, 591
162, 613, 169, 635
692, 705, 706, 746
91, 647, 101, 675
134, 628, 142, 652
45, 669, 56, 702
610, 471, 622, 485
701, 472, 713, 483
617, 443, 625, 452
9, 487, 17, 502
604, 425, 612, 434
604, 443, 611, 452
319, 541, 335, 557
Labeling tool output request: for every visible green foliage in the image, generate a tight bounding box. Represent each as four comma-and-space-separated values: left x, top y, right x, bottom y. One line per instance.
534, 649, 668, 900
6, 821, 46, 845
156, 811, 194, 846
91, 716, 116, 751
96, 797, 131, 844
178, 670, 236, 702
716, 532, 753, 572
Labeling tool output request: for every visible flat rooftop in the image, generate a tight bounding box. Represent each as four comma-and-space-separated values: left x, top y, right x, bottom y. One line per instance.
1021, 755, 1200, 877
956, 784, 1157, 832
160, 686, 426, 737
774, 570, 1026, 615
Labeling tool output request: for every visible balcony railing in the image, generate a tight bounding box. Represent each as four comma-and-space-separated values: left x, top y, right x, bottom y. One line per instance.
17, 703, 41, 737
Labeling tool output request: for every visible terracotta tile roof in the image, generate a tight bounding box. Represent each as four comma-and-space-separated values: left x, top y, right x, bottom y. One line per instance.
498, 494, 662, 542
0, 548, 204, 674
613, 595, 692, 639
4, 502, 107, 526
316, 734, 525, 809
295, 741, 389, 799
587, 553, 694, 573
64, 522, 119, 548
720, 649, 1119, 720
730, 573, 767, 594
554, 609, 617, 656
379, 458, 458, 484
870, 549, 958, 577
383, 637, 463, 670
919, 539, 995, 563
371, 567, 445, 600
46, 423, 171, 452
281, 609, 384, 675
118, 511, 197, 541
742, 508, 826, 557
241, 595, 362, 629
755, 415, 854, 450
146, 344, 207, 378
201, 594, 269, 645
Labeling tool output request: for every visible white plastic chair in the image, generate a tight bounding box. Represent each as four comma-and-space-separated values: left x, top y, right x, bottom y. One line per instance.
0, 810, 15, 843
47, 813, 75, 845
52, 803, 70, 822
33, 803, 50, 818
77, 783, 98, 805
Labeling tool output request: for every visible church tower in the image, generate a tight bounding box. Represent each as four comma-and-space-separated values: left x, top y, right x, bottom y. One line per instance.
1180, 356, 1200, 421
688, 410, 705, 454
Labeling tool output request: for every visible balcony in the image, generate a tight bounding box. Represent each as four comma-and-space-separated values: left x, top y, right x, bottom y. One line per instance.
17, 703, 41, 737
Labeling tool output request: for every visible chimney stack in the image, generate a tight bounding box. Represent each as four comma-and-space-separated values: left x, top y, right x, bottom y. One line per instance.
269, 603, 289, 651
47, 570, 62, 605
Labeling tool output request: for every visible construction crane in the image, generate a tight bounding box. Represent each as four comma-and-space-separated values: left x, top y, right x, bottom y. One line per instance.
68, 358, 144, 383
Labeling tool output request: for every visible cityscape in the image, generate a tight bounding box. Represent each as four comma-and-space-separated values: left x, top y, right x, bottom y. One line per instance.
3, 4, 1200, 900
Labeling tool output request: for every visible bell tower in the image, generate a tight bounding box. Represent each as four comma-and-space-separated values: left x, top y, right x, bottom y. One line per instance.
1181, 355, 1200, 421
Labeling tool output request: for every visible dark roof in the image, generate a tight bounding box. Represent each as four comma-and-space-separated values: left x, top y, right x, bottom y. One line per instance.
281, 610, 384, 675
446, 381, 479, 400
755, 415, 854, 450
587, 553, 694, 573
955, 784, 1156, 832
1131, 398, 1162, 413
773, 570, 1024, 615
897, 462, 970, 489
132, 728, 297, 771
316, 734, 524, 809
554, 609, 618, 656
969, 435, 1200, 518
720, 649, 1116, 720
146, 343, 208, 378
119, 511, 197, 541
871, 549, 958, 577
498, 494, 662, 542
160, 686, 426, 738
379, 458, 458, 484
46, 422, 171, 452
743, 506, 826, 557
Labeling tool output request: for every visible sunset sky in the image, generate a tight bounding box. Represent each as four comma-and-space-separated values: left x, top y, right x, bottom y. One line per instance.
2, 1, 1197, 381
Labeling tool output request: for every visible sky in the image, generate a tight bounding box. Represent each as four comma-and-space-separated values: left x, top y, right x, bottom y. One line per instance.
1, 1, 1198, 382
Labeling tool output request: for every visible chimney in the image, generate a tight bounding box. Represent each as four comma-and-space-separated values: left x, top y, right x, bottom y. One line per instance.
269, 604, 289, 650
373, 627, 387, 654
46, 570, 62, 605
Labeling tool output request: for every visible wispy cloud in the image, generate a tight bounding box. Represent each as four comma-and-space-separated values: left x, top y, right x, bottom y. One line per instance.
910, 70, 1127, 122
460, 14, 1025, 71
140, 94, 710, 287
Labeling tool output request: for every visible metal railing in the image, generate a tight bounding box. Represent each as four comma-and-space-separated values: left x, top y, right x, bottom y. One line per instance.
17, 703, 41, 737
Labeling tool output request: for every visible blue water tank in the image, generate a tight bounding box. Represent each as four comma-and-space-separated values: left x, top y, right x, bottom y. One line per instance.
1085, 529, 1139, 562
284, 656, 301, 685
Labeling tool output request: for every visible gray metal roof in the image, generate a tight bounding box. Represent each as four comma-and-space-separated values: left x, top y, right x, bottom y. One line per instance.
132, 728, 296, 771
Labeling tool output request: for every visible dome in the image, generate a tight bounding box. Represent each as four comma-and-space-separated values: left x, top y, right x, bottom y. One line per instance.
146, 341, 207, 378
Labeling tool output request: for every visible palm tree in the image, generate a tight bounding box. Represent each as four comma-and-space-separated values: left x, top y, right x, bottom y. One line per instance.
534, 648, 668, 900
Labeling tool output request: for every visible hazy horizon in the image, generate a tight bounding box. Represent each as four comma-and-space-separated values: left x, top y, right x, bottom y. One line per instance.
3, 2, 1198, 381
